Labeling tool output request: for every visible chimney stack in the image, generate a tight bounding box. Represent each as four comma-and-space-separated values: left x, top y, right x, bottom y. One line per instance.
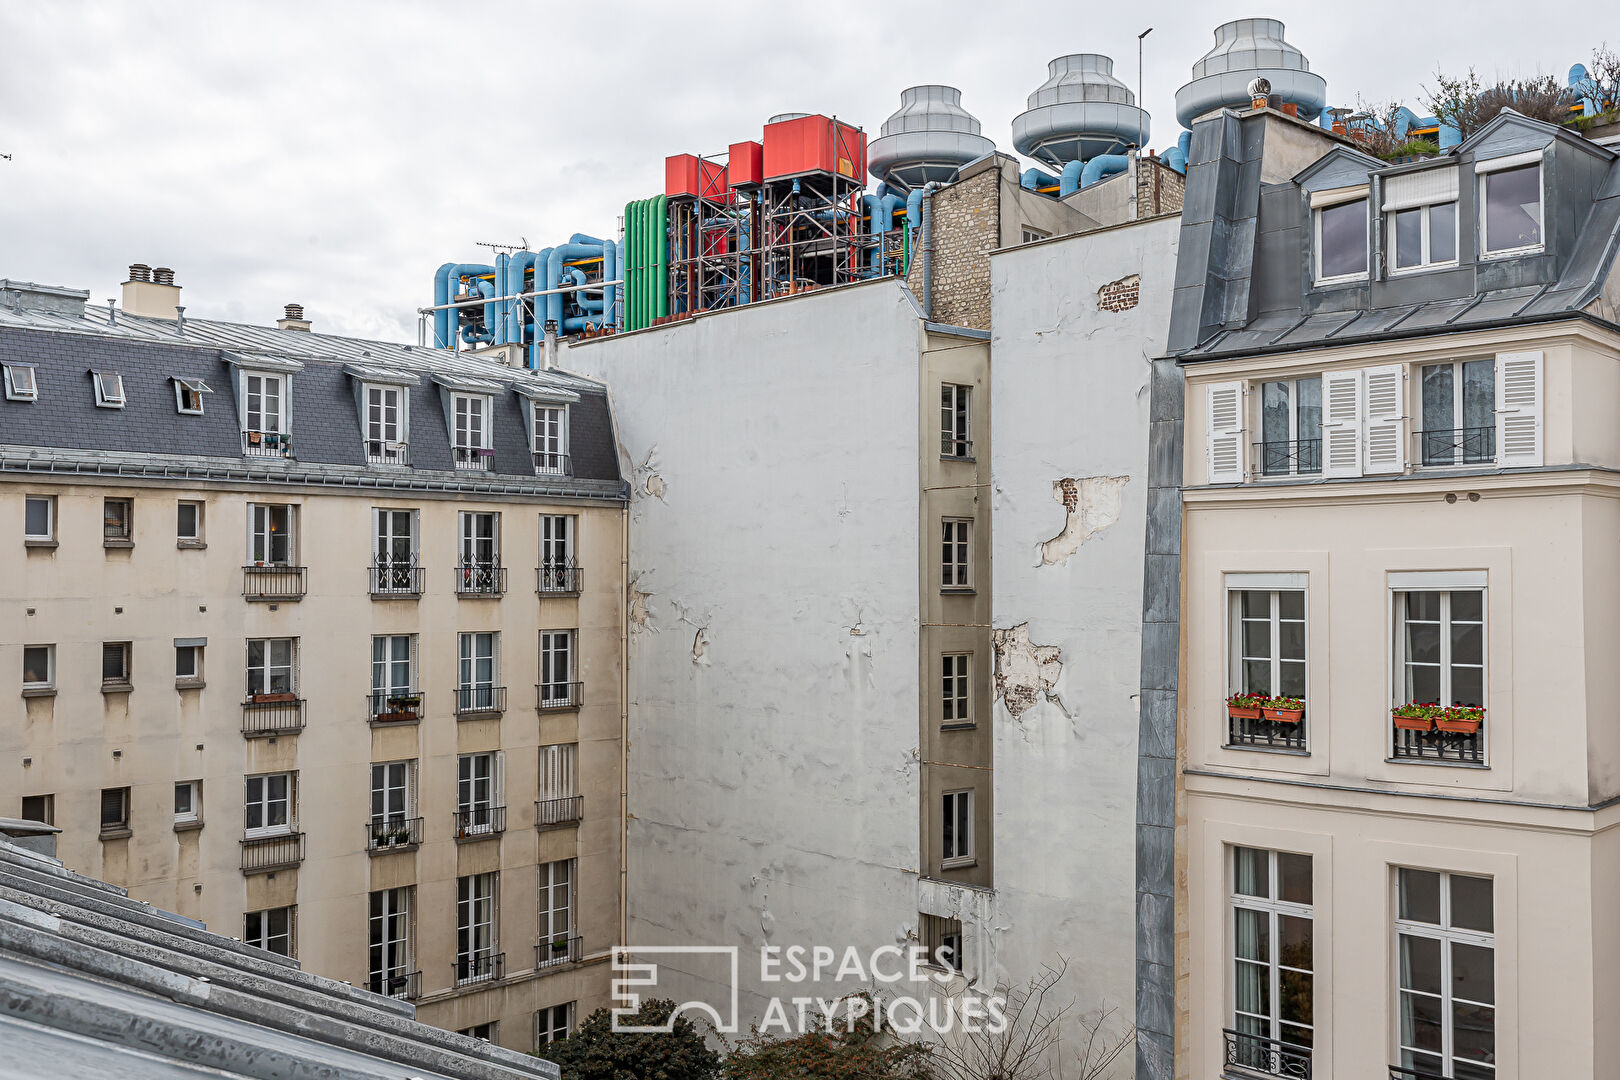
121, 262, 181, 320
276, 303, 312, 332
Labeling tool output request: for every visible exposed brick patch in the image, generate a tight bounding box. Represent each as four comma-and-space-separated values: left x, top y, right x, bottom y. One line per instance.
1098, 274, 1141, 313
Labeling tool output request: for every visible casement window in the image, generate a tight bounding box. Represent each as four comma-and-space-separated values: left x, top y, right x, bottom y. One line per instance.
458, 632, 499, 711
458, 511, 500, 591
1312, 192, 1369, 284
540, 630, 575, 706
92, 370, 126, 408
247, 638, 297, 697
1419, 359, 1496, 465
1479, 156, 1543, 256
369, 887, 414, 997
177, 501, 204, 544
1257, 377, 1322, 477
920, 914, 964, 973
941, 518, 972, 589
1384, 167, 1459, 273
174, 780, 201, 826
941, 653, 971, 726
103, 497, 133, 543
460, 1022, 498, 1041
539, 858, 575, 946
245, 906, 295, 958
1395, 869, 1495, 1079
372, 508, 418, 592
243, 372, 286, 434
371, 635, 416, 710
535, 1003, 574, 1047
532, 404, 569, 474
175, 641, 203, 684
370, 761, 415, 830
173, 377, 211, 415
1392, 573, 1486, 764
244, 773, 293, 837
455, 872, 499, 983
941, 384, 972, 458
1226, 578, 1307, 751
99, 787, 131, 835
540, 744, 578, 800
452, 393, 492, 468
364, 384, 408, 464
24, 495, 54, 542
101, 641, 131, 688
539, 514, 576, 591
2, 362, 37, 402
457, 752, 501, 833
21, 794, 53, 825
941, 789, 974, 866
22, 644, 54, 691
1230, 847, 1314, 1071
248, 503, 295, 565
1020, 225, 1051, 244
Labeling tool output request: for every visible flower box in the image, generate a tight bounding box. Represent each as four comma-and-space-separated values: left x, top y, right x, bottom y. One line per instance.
377, 710, 416, 723
1228, 705, 1263, 720
1226, 693, 1268, 721
1434, 707, 1484, 734
1392, 706, 1434, 732
1262, 706, 1304, 724
252, 692, 298, 704
549, 938, 570, 954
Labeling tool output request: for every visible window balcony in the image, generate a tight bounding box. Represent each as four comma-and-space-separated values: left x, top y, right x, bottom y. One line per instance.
536, 681, 582, 712
1226, 712, 1308, 752
537, 561, 582, 596
1391, 724, 1484, 765
453, 805, 506, 842
456, 563, 507, 597
240, 832, 304, 874
368, 692, 422, 726
366, 815, 422, 854
453, 446, 495, 471
454, 685, 506, 718
534, 935, 583, 969
1222, 1028, 1311, 1079
454, 950, 504, 986
370, 562, 424, 598
532, 451, 572, 476
370, 969, 421, 1000
243, 565, 307, 601
1415, 426, 1496, 468
242, 430, 292, 458
365, 439, 409, 466
241, 697, 306, 738
536, 795, 583, 831
1254, 439, 1322, 478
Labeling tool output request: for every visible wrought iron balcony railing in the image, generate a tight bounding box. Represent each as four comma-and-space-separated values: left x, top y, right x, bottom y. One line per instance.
454, 685, 506, 718
369, 562, 424, 598
1222, 1028, 1311, 1079
534, 935, 583, 969
535, 795, 583, 830
240, 832, 305, 874
532, 451, 572, 476
242, 429, 291, 458
365, 440, 409, 466
369, 968, 421, 1000
1392, 724, 1485, 764
456, 562, 507, 596
1227, 712, 1308, 752
1255, 438, 1322, 478
537, 561, 582, 595
1416, 425, 1495, 467
536, 681, 582, 712
243, 565, 307, 600
453, 804, 506, 841
366, 815, 423, 853
368, 692, 422, 725
453, 446, 495, 471
453, 950, 504, 986
241, 697, 306, 737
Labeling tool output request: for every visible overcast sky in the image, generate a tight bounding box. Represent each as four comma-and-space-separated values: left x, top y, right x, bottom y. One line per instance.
1, 2, 1604, 341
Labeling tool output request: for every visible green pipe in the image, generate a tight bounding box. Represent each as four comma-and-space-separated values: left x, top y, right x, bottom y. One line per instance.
632, 198, 644, 331
629, 198, 640, 331
654, 194, 668, 322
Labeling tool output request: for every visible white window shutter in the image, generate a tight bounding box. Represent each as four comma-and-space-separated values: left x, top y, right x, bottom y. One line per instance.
494, 751, 506, 806
1322, 370, 1363, 478
1496, 351, 1543, 466
1206, 382, 1245, 483
1362, 365, 1406, 474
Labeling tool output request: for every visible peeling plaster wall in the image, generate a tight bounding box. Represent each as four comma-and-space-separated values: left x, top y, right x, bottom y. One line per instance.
563, 281, 925, 1025
986, 216, 1179, 1067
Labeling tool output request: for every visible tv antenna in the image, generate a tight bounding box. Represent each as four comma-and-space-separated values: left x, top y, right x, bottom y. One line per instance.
475, 239, 528, 254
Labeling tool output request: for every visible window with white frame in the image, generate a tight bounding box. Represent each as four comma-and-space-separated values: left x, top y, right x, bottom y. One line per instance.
247, 638, 296, 697
1384, 167, 1459, 273
101, 641, 131, 687
175, 641, 203, 684
1395, 583, 1485, 710
1312, 192, 1369, 284
1395, 868, 1495, 1080
460, 1022, 498, 1042
1230, 847, 1314, 1070
372, 508, 418, 591
941, 789, 973, 866
371, 634, 415, 714
22, 644, 54, 692
1419, 359, 1495, 465
539, 514, 576, 591
174, 780, 201, 826
458, 631, 499, 712
535, 1003, 574, 1047
1020, 225, 1051, 244
1226, 580, 1308, 750
370, 761, 414, 829
364, 384, 408, 464
3, 363, 37, 402
941, 384, 971, 458
24, 495, 54, 542
941, 518, 971, 589
244, 773, 292, 838
540, 630, 575, 706
248, 503, 295, 565
532, 404, 568, 474
92, 370, 126, 408
177, 500, 204, 544
920, 913, 964, 973
941, 653, 971, 726
103, 497, 132, 543
538, 859, 575, 964
540, 744, 578, 800
245, 905, 295, 957
457, 752, 500, 834
1479, 156, 1543, 256
452, 392, 491, 468
241, 372, 288, 455
173, 377, 211, 415
369, 887, 414, 997
458, 510, 499, 592
455, 872, 499, 983
1257, 377, 1322, 477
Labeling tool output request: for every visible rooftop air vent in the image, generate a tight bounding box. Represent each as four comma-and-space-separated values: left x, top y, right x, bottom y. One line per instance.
126, 264, 152, 283
1174, 18, 1327, 127
867, 85, 997, 193
1012, 54, 1151, 169
152, 267, 175, 286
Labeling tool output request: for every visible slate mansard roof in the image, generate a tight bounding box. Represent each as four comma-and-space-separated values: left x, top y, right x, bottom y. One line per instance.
0, 290, 626, 500
0, 835, 559, 1080
1168, 108, 1620, 361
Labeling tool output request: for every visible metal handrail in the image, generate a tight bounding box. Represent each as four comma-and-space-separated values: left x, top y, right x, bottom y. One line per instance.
1414, 425, 1496, 467
454, 686, 506, 717
241, 698, 307, 737
1254, 438, 1323, 477
455, 562, 507, 596
453, 804, 507, 840
535, 795, 584, 830
536, 681, 582, 711
537, 561, 582, 595
531, 451, 572, 476
368, 692, 422, 724
371, 969, 421, 1000
243, 565, 308, 600
366, 816, 423, 852
453, 950, 504, 985
369, 562, 424, 597
240, 832, 305, 873
1221, 1028, 1311, 1079
534, 935, 583, 969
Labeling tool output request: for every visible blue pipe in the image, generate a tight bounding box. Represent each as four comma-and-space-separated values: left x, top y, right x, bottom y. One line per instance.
602, 239, 617, 329
569, 233, 606, 246
438, 263, 494, 349
905, 188, 925, 244
564, 267, 606, 315
1021, 167, 1058, 191
460, 278, 495, 344
432, 262, 455, 348
1059, 160, 1087, 197
1162, 146, 1187, 174
506, 250, 540, 345
493, 253, 510, 344
1081, 154, 1130, 189
544, 244, 604, 327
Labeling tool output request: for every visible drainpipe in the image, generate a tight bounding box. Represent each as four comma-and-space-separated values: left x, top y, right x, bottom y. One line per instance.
506, 251, 540, 346
1058, 159, 1087, 197
1081, 154, 1130, 188
920, 181, 941, 319
618, 501, 630, 952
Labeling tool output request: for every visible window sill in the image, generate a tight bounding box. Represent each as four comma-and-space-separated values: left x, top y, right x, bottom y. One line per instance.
1384, 756, 1490, 770
177, 539, 208, 550
173, 819, 203, 833
1223, 743, 1310, 757
940, 856, 977, 871
99, 827, 132, 841
940, 721, 978, 732
454, 831, 504, 846
101, 682, 133, 695
176, 679, 206, 691
1480, 244, 1545, 260
103, 538, 135, 549
940, 586, 977, 596
24, 538, 58, 550
939, 455, 978, 464
21, 686, 56, 699
1312, 273, 1368, 288
1387, 260, 1459, 278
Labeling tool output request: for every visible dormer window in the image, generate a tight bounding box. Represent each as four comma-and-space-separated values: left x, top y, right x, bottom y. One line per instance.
93, 371, 126, 409
2, 363, 37, 402
173, 377, 211, 415
532, 404, 569, 475
1313, 193, 1369, 285
452, 393, 492, 470
241, 371, 290, 457
1478, 157, 1544, 257
365, 384, 409, 465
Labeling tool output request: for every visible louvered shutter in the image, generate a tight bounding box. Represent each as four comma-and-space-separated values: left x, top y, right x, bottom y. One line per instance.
1363, 365, 1406, 474
1322, 370, 1363, 478
1206, 382, 1245, 483
1495, 351, 1543, 466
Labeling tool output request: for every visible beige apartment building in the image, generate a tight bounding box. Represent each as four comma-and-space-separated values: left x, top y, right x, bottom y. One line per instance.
1161, 108, 1620, 1078
0, 273, 628, 1053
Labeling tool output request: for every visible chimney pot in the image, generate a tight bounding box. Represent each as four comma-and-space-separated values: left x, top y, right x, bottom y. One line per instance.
284, 303, 304, 321
152, 267, 175, 286
127, 263, 152, 283
276, 303, 312, 332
